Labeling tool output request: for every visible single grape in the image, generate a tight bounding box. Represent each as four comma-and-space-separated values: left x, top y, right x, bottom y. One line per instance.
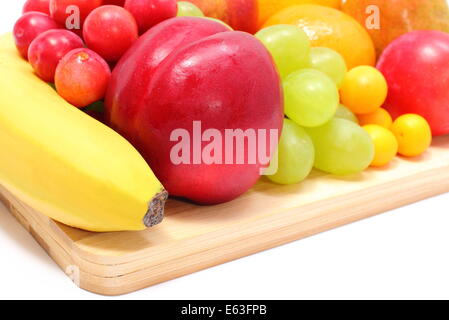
306, 118, 374, 175
255, 24, 310, 79
284, 69, 339, 128
335, 104, 358, 123
267, 119, 315, 185
177, 1, 204, 17
309, 47, 347, 88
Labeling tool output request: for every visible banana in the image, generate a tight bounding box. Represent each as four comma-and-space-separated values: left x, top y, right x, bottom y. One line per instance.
0, 33, 168, 232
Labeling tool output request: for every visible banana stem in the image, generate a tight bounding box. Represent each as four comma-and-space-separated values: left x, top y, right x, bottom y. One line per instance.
144, 190, 169, 227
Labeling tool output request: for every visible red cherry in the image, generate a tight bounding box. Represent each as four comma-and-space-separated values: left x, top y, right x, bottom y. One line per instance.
124, 0, 178, 34
55, 48, 111, 108
49, 0, 102, 30
13, 12, 60, 60
22, 0, 51, 15
83, 5, 138, 62
28, 29, 84, 82
103, 0, 125, 5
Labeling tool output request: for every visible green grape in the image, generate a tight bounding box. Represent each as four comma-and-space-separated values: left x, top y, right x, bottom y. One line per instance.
177, 1, 205, 17
255, 25, 310, 79
305, 118, 374, 175
335, 104, 359, 123
267, 119, 315, 185
284, 69, 339, 128
309, 47, 347, 88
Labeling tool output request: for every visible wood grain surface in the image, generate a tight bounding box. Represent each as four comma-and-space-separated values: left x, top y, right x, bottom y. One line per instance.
1, 135, 449, 295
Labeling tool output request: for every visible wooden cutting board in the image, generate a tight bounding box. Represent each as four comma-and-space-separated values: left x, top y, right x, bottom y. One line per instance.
2, 135, 449, 296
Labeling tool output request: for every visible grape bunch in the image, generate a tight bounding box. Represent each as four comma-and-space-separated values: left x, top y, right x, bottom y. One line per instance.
255, 24, 431, 185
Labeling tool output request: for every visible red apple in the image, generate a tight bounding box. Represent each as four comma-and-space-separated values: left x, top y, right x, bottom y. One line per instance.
105, 17, 283, 204
23, 0, 51, 14
184, 0, 258, 33
378, 31, 449, 136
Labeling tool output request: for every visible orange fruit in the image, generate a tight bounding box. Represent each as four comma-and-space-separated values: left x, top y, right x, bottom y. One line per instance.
257, 0, 341, 28
263, 4, 376, 69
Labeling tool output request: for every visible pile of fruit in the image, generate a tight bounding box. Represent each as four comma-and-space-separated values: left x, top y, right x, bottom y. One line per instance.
255, 22, 433, 184
0, 0, 448, 232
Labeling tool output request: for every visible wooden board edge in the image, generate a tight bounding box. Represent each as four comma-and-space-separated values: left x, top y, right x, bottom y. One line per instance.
2, 163, 449, 295
58, 161, 449, 268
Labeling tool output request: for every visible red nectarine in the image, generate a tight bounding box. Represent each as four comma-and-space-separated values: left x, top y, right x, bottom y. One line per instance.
106, 18, 283, 204
378, 31, 449, 136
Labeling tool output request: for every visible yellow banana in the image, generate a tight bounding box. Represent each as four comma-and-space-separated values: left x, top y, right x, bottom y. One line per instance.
0, 33, 167, 232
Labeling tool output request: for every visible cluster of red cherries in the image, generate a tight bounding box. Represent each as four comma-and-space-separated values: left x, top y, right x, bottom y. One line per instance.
14, 0, 178, 108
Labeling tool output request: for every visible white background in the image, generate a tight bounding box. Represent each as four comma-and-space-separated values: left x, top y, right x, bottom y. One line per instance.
1, 1, 449, 300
